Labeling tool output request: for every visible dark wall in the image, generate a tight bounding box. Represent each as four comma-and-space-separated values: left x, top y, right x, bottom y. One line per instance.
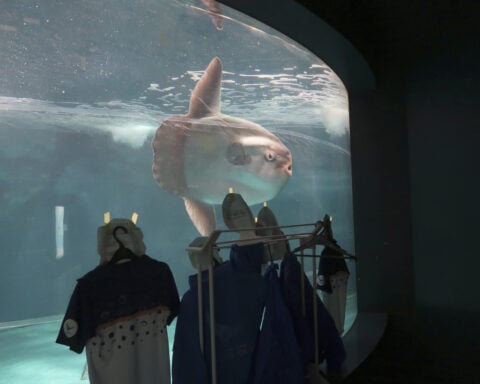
348, 7, 480, 353
406, 42, 480, 332
351, 42, 480, 349
349, 90, 413, 315
346, 9, 480, 372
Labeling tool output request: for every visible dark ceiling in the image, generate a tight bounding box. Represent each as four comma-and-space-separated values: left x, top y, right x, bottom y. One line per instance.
295, 0, 480, 87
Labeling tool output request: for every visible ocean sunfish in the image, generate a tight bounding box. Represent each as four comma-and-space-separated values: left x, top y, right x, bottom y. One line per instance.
152, 57, 292, 235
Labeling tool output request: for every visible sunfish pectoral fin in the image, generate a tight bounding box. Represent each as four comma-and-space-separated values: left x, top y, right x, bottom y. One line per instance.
184, 197, 217, 236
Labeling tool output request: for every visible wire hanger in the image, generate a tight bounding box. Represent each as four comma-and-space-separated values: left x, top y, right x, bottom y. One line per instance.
291, 220, 357, 261
108, 226, 137, 264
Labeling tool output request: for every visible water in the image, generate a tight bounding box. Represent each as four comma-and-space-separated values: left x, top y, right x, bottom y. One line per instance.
0, 0, 356, 382
0, 317, 177, 384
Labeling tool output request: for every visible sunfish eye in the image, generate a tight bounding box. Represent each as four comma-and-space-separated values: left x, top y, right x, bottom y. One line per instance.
264, 151, 276, 162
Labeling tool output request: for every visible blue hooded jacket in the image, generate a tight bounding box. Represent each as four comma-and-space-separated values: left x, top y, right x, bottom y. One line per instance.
172, 243, 268, 384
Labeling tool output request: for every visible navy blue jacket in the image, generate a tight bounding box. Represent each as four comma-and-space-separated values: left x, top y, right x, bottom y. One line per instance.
172, 243, 268, 384
173, 244, 309, 384
280, 253, 346, 372
250, 264, 304, 384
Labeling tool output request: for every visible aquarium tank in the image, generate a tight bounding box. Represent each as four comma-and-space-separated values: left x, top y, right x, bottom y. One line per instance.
0, 0, 356, 382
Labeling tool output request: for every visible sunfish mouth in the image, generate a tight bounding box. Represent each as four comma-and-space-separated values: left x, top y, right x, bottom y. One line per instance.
276, 152, 292, 176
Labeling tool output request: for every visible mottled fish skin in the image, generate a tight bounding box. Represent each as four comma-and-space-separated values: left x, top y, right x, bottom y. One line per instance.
152, 57, 292, 236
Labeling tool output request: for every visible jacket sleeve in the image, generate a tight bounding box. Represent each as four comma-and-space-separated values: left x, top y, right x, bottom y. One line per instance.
56, 280, 95, 354
172, 290, 210, 384
280, 255, 346, 372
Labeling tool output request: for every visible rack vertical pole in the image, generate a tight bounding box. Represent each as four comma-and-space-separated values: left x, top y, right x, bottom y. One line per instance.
197, 268, 204, 355
312, 244, 319, 368
208, 263, 217, 384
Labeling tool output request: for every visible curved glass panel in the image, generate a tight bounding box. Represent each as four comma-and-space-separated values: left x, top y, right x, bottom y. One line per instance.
0, 0, 356, 382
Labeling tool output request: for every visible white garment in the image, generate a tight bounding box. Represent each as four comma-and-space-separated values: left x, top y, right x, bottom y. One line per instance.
86, 306, 171, 384
321, 271, 349, 335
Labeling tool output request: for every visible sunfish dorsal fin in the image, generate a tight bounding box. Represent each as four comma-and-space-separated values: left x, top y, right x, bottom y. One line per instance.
184, 197, 217, 236
188, 57, 223, 118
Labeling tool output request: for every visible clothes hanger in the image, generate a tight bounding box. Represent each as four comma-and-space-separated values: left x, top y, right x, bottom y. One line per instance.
291, 220, 357, 261
108, 226, 137, 265
291, 221, 326, 253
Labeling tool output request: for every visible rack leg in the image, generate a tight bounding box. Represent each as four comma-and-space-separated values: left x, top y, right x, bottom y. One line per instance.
208, 264, 217, 384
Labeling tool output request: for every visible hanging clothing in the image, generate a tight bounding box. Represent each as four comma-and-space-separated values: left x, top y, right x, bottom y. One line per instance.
316, 240, 349, 294
280, 253, 346, 374
56, 255, 180, 384
317, 241, 350, 334
250, 264, 304, 384
173, 242, 268, 384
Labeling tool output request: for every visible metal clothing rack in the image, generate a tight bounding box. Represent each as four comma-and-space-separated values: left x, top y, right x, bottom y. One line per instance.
186, 219, 357, 384
187, 221, 356, 259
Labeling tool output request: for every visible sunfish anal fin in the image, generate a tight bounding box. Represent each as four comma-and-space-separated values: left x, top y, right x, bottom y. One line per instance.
188, 57, 223, 118
184, 198, 216, 236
